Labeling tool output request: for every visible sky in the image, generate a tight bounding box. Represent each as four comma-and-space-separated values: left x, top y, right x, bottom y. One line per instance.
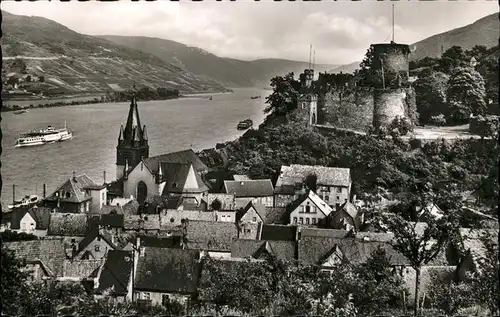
2, 1, 497, 65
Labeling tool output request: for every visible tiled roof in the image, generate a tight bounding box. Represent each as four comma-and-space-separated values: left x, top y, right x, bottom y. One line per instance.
231, 239, 296, 260
355, 231, 395, 242
100, 214, 124, 228
300, 227, 349, 239
77, 229, 117, 254
4, 239, 67, 277
233, 175, 251, 181
236, 201, 267, 223
264, 207, 289, 225
139, 235, 183, 249
261, 224, 297, 241
142, 149, 208, 175
160, 163, 209, 195
48, 213, 94, 237
96, 250, 133, 296
45, 174, 98, 203
62, 259, 102, 279
337, 202, 359, 220
135, 247, 200, 294
224, 180, 274, 197
286, 190, 333, 217
184, 220, 238, 252
123, 215, 161, 231
161, 210, 216, 229
122, 200, 140, 215
202, 193, 236, 211
276, 164, 351, 188
165, 196, 202, 211
100, 205, 124, 215
298, 237, 409, 266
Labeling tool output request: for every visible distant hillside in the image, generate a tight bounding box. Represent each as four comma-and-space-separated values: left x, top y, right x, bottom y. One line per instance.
1, 11, 228, 94
329, 13, 499, 74
99, 36, 338, 87
410, 13, 499, 61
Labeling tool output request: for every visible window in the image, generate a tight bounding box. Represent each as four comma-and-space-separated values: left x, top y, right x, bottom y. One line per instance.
293, 217, 297, 224
172, 182, 178, 188
143, 292, 151, 300
162, 294, 170, 306
141, 163, 144, 171
305, 204, 311, 213
252, 217, 257, 222
95, 245, 100, 252
312, 218, 317, 225
337, 196, 340, 201
80, 204, 84, 213
337, 187, 342, 193
97, 236, 101, 241
306, 218, 310, 225
86, 202, 90, 212
102, 193, 105, 200
299, 217, 303, 224
66, 192, 71, 199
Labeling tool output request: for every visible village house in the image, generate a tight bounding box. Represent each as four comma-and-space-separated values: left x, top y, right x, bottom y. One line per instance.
94, 250, 134, 302
72, 228, 118, 260
59, 259, 102, 284
134, 247, 201, 305
236, 201, 267, 225
3, 239, 67, 282
200, 193, 236, 211
44, 173, 107, 214
0, 206, 50, 237
287, 190, 333, 226
323, 201, 365, 231
223, 179, 274, 208
182, 220, 240, 258
274, 164, 352, 209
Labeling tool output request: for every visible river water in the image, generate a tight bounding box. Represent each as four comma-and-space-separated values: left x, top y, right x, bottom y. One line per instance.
1, 87, 269, 207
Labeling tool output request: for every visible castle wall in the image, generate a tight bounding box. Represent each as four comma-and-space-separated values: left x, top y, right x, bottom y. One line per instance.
320, 87, 374, 131
373, 89, 408, 127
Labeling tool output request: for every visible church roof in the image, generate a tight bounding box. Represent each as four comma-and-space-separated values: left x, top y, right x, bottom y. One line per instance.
160, 162, 210, 195
142, 149, 208, 175
123, 95, 145, 142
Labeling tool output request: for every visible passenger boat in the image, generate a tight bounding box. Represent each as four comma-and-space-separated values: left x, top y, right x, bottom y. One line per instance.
237, 119, 253, 130
13, 109, 28, 115
15, 123, 73, 148
8, 195, 40, 210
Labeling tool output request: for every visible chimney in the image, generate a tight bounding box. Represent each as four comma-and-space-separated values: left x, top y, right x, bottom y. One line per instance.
72, 171, 77, 182
43, 184, 46, 198
103, 171, 107, 184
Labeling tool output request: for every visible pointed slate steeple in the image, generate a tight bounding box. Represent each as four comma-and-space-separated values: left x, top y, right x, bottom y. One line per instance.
116, 87, 150, 180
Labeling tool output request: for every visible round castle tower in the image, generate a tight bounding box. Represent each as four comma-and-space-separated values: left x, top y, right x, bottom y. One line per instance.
371, 42, 412, 128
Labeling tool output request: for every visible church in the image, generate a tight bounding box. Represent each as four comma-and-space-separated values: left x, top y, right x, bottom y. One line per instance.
114, 92, 211, 206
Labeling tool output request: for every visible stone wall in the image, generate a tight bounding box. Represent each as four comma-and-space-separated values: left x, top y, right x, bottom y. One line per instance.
320, 87, 374, 131
373, 88, 409, 128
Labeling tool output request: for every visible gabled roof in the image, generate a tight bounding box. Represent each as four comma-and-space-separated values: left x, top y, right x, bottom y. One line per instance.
62, 259, 102, 279
160, 163, 209, 195
202, 193, 236, 211
298, 237, 408, 266
276, 164, 351, 188
76, 229, 117, 255
8, 207, 51, 230
236, 201, 267, 223
96, 250, 133, 296
142, 149, 208, 175
224, 180, 274, 197
261, 224, 297, 241
4, 239, 67, 277
231, 239, 296, 260
286, 190, 333, 217
135, 247, 200, 294
184, 220, 238, 252
48, 213, 94, 237
337, 201, 360, 220
45, 174, 98, 203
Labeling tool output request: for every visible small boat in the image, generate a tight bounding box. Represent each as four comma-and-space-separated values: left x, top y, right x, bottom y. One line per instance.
15, 122, 73, 148
7, 195, 40, 210
13, 109, 28, 115
237, 119, 253, 130
250, 96, 261, 99
209, 96, 213, 100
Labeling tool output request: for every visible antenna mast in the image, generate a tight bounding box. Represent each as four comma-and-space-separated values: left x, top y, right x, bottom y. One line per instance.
309, 44, 312, 70
392, 4, 395, 43
312, 50, 316, 72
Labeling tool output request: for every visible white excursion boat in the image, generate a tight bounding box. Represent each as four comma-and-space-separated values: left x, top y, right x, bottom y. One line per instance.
15, 122, 73, 148
8, 195, 40, 210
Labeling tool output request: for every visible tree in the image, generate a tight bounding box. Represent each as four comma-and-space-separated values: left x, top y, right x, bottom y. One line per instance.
264, 73, 301, 118
352, 248, 406, 316
357, 45, 376, 87
439, 46, 467, 73
304, 173, 318, 192
413, 71, 449, 124
427, 271, 474, 316
446, 67, 487, 124
1, 230, 39, 242
144, 195, 167, 214
377, 206, 455, 316
1, 247, 30, 315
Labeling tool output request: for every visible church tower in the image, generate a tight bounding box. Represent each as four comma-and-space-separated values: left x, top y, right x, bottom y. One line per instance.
116, 91, 149, 180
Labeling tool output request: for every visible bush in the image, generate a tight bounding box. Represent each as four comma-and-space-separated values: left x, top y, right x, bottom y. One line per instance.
429, 114, 447, 126
427, 272, 475, 316
409, 138, 423, 149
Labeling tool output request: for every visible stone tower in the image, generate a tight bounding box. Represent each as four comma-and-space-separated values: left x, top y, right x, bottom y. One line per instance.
298, 69, 318, 126
371, 42, 412, 128
116, 92, 149, 180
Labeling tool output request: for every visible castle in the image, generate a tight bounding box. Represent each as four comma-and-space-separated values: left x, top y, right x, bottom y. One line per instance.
299, 41, 416, 131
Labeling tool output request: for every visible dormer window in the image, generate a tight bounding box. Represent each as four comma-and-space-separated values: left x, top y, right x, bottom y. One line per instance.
66, 192, 71, 199
172, 183, 178, 189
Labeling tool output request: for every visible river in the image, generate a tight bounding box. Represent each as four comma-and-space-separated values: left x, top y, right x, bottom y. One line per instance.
1, 87, 269, 207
